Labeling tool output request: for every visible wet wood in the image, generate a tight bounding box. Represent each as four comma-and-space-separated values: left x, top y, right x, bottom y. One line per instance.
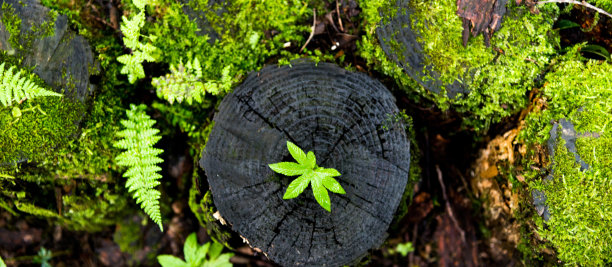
200, 61, 411, 266
457, 0, 508, 47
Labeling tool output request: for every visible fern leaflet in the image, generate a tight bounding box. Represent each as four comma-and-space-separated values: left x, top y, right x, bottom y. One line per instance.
114, 104, 164, 231
152, 58, 232, 105
0, 62, 62, 106
118, 0, 157, 84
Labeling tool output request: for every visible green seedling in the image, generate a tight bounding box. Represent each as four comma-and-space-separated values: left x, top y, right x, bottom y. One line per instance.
269, 141, 345, 212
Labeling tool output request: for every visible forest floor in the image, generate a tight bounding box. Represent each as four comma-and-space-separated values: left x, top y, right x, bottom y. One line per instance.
1, 0, 611, 266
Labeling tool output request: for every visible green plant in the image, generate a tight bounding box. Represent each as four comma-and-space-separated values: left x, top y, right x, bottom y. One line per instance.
152, 58, 231, 105
157, 233, 233, 267
0, 62, 62, 107
269, 141, 345, 212
117, 0, 157, 83
33, 247, 52, 267
114, 104, 164, 231
395, 242, 414, 257
0, 254, 5, 267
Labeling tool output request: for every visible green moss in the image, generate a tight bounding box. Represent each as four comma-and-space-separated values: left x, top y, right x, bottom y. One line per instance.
519, 49, 612, 264
359, 0, 560, 130
188, 171, 232, 247
0, 58, 84, 168
1, 2, 22, 52
0, 1, 57, 56
142, 0, 333, 101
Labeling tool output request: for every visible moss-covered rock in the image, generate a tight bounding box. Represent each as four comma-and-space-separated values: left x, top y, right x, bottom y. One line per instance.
519, 49, 612, 265
0, 0, 100, 166
359, 0, 559, 130
0, 0, 132, 232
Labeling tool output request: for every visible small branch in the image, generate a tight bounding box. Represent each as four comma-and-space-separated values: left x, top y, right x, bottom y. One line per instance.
336, 0, 345, 32
300, 8, 317, 53
436, 165, 466, 244
537, 0, 612, 19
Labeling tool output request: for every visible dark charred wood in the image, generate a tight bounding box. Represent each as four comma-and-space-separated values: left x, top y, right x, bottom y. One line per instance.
200, 61, 412, 266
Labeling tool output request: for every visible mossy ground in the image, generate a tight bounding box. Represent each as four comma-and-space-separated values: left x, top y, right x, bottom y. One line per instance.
519, 49, 612, 265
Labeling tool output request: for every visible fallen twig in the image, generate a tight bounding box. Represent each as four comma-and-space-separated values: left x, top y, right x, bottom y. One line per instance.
537, 0, 612, 19
300, 8, 317, 53
336, 0, 345, 32
436, 165, 466, 244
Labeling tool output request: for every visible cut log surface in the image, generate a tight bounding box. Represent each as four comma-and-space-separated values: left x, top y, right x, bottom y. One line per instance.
376, 0, 468, 97
200, 62, 411, 266
0, 0, 99, 102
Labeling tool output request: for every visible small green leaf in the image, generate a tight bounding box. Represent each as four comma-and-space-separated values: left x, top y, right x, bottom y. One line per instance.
157, 255, 189, 267
204, 253, 234, 267
312, 179, 331, 212
321, 176, 345, 194
581, 44, 611, 61
0, 255, 5, 267
287, 141, 308, 165
316, 167, 340, 177
195, 242, 211, 266
208, 242, 224, 260
283, 172, 312, 199
307, 151, 316, 169
396, 242, 414, 257
183, 233, 198, 264
556, 19, 580, 30
269, 162, 308, 176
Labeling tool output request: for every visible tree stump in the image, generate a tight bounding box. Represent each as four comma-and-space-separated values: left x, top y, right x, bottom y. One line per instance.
376, 0, 468, 97
200, 61, 412, 266
366, 0, 558, 127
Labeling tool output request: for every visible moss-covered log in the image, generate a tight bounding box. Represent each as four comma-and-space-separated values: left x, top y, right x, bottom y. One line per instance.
517, 51, 612, 264
360, 0, 559, 129
200, 61, 412, 266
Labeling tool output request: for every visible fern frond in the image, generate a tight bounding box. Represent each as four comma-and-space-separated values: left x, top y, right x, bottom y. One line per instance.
152, 58, 232, 104
118, 1, 157, 84
152, 58, 205, 104
0, 62, 62, 106
114, 104, 164, 231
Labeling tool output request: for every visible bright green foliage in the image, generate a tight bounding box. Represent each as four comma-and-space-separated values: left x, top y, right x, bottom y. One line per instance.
157, 233, 233, 267
117, 0, 157, 83
520, 48, 612, 265
359, 0, 559, 130
395, 242, 414, 257
114, 104, 164, 231
0, 254, 5, 267
145, 0, 321, 102
0, 54, 84, 169
0, 62, 62, 106
269, 141, 345, 212
152, 58, 231, 105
